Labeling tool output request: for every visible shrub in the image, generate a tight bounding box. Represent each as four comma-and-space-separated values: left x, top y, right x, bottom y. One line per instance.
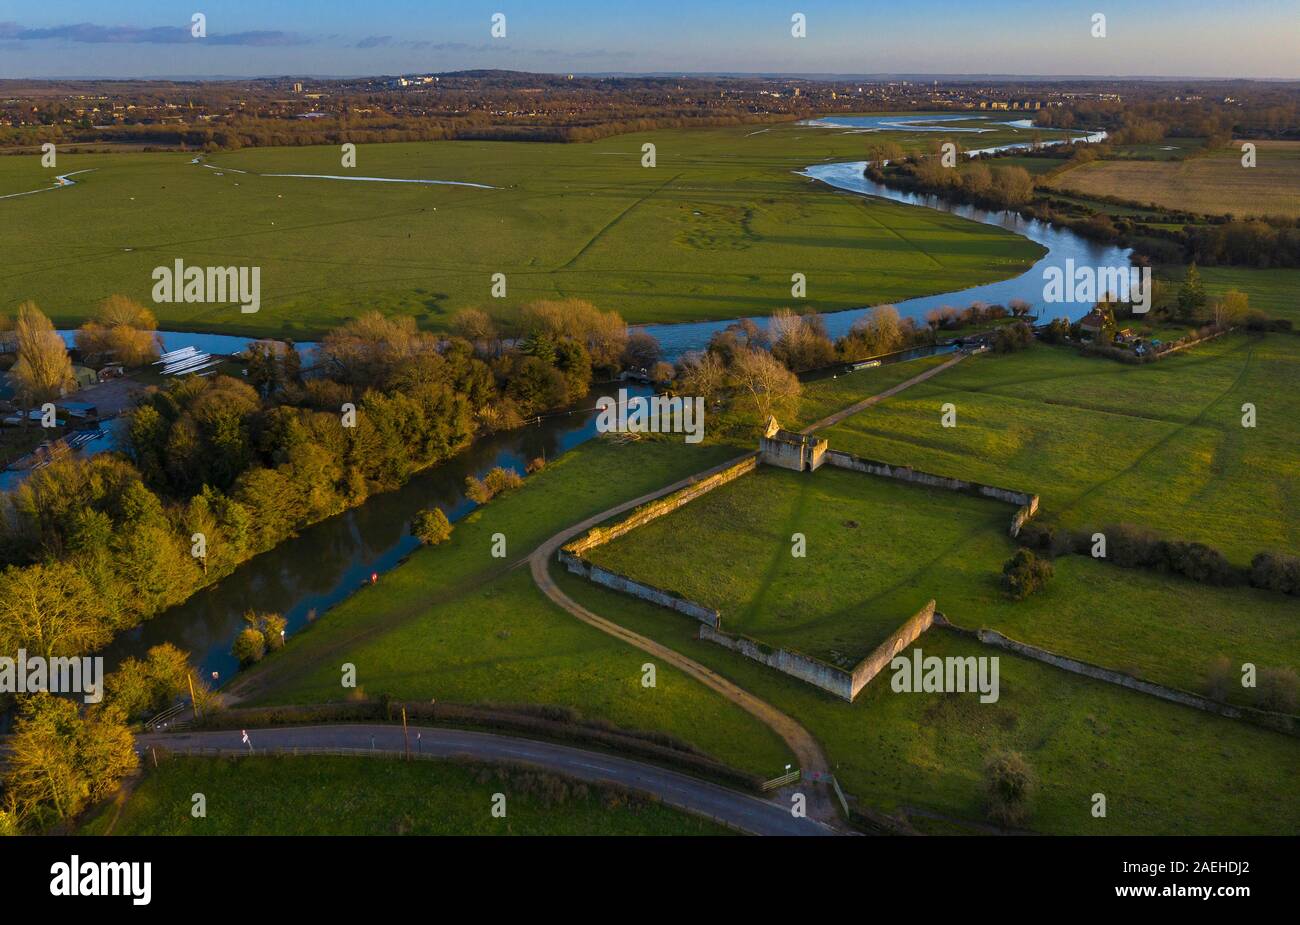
984, 750, 1035, 827
261, 613, 287, 651
484, 466, 524, 496
993, 321, 1034, 353
525, 456, 546, 474
464, 476, 491, 504
412, 507, 453, 546
1250, 551, 1300, 595
1000, 548, 1054, 600
1256, 667, 1299, 714
465, 466, 525, 506
232, 627, 267, 665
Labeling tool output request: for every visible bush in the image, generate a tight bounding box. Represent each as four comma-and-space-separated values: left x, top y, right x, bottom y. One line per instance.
1100, 524, 1242, 585
984, 750, 1035, 827
484, 466, 524, 496
1250, 551, 1300, 595
464, 476, 491, 504
525, 456, 546, 474
464, 466, 525, 506
1256, 667, 1299, 714
412, 507, 453, 546
262, 613, 287, 651
993, 321, 1034, 353
1000, 548, 1054, 600
232, 627, 267, 665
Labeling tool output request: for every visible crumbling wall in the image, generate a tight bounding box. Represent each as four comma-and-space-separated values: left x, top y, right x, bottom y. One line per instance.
824, 450, 1039, 536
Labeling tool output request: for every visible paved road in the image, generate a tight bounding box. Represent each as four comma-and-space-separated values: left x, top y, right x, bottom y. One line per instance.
139, 724, 837, 836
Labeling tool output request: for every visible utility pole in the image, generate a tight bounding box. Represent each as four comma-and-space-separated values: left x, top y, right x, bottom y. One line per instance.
187, 671, 201, 720
402, 706, 410, 761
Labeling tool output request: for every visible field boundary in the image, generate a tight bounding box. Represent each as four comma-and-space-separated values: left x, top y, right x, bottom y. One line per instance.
935, 616, 1299, 737
560, 422, 1039, 700
823, 449, 1040, 537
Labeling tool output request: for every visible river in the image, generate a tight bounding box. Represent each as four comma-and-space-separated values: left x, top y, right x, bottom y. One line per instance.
82, 137, 1128, 680
99, 381, 651, 680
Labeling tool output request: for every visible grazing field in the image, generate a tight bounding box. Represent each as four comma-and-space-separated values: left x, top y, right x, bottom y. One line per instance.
1046, 140, 1300, 218
584, 464, 1006, 666
581, 441, 1297, 705
819, 334, 1300, 565
556, 571, 1300, 835
0, 118, 1065, 336
238, 437, 793, 779
795, 353, 959, 428
1161, 265, 1300, 325
80, 756, 731, 836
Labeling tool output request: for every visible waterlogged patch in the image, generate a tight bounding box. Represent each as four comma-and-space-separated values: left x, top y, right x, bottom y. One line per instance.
890, 648, 1001, 703
595, 389, 705, 444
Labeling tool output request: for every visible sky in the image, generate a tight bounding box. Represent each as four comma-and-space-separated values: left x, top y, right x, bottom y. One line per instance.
0, 0, 1296, 80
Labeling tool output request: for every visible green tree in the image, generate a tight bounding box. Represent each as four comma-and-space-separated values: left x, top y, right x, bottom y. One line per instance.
3, 694, 137, 830
412, 507, 453, 545
10, 301, 74, 426
1177, 262, 1207, 322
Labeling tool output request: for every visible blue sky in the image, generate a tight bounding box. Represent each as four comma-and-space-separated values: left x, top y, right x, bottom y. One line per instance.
0, 1, 1295, 79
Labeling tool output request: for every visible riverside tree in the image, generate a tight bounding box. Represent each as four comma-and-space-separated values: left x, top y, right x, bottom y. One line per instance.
10, 301, 74, 424
3, 693, 137, 831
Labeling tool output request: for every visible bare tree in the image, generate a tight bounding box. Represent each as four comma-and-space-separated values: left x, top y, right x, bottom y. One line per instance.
676, 350, 726, 403
729, 347, 801, 426
848, 304, 904, 357
450, 307, 499, 354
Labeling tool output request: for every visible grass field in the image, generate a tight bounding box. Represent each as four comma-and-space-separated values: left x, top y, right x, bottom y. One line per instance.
239, 436, 793, 779
819, 334, 1300, 565
555, 570, 1300, 835
0, 119, 1063, 336
80, 755, 731, 836
579, 437, 1298, 704
1047, 139, 1300, 218
1159, 265, 1300, 325
794, 353, 957, 428
585, 464, 1007, 666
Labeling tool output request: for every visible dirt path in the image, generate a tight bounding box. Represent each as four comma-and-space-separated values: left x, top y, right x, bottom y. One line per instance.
525, 355, 977, 827
526, 454, 843, 823
800, 350, 970, 434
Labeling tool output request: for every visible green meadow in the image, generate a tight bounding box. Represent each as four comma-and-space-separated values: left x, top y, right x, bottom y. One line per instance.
80, 755, 731, 836
215, 343, 1295, 833
818, 334, 1300, 565
585, 464, 1007, 666
793, 353, 957, 428
0, 118, 1062, 335
239, 437, 793, 780
555, 571, 1300, 835
1174, 265, 1300, 325
580, 438, 1298, 704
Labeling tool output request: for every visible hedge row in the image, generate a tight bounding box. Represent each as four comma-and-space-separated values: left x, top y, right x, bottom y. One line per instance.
1018, 521, 1300, 596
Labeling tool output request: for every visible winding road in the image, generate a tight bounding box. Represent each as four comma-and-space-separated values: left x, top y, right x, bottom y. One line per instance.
137, 724, 837, 836
526, 454, 845, 824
